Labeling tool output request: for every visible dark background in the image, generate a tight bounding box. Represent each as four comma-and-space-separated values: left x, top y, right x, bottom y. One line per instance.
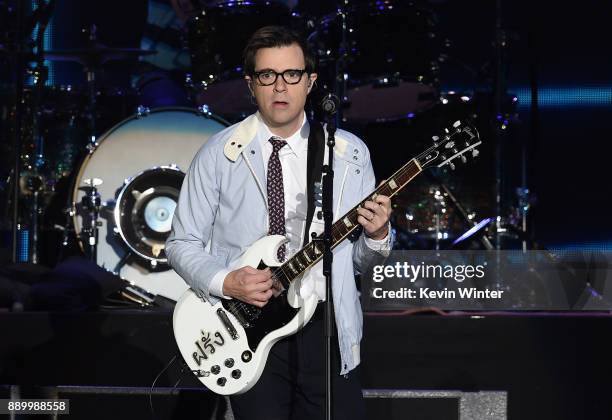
1, 0, 611, 258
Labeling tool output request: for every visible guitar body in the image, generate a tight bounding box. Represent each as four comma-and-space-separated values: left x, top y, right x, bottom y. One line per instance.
173, 235, 319, 395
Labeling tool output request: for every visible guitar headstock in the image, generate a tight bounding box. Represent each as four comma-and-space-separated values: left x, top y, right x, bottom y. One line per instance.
415, 120, 481, 170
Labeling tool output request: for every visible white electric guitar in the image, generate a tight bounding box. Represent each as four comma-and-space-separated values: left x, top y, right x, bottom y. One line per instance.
173, 120, 481, 395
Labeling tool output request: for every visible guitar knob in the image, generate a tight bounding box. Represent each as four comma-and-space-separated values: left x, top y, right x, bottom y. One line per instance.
241, 351, 252, 363
224, 358, 235, 368
461, 155, 467, 163
217, 377, 227, 387
472, 149, 479, 157
231, 369, 242, 379
211, 365, 220, 375
449, 162, 456, 170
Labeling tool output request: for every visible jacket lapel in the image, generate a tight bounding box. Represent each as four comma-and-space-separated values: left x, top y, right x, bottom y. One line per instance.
223, 113, 268, 208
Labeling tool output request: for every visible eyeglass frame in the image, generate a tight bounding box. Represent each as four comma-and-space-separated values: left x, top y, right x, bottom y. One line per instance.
250, 69, 309, 86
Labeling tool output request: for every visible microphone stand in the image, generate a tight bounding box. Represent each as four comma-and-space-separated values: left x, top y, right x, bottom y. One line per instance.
321, 95, 338, 420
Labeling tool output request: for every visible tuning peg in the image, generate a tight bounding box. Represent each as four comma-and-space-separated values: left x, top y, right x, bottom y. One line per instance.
461, 155, 467, 163
472, 149, 479, 158
453, 120, 461, 128
449, 162, 456, 170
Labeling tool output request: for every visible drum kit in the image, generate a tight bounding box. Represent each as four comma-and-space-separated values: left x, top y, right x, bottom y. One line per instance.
2, 0, 521, 301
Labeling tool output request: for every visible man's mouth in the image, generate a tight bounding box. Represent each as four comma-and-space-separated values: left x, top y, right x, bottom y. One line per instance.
272, 100, 289, 107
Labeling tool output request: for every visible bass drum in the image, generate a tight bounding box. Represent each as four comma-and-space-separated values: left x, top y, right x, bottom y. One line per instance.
72, 107, 227, 300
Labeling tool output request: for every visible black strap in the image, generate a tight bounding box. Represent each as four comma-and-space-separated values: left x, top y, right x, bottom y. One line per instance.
303, 120, 326, 246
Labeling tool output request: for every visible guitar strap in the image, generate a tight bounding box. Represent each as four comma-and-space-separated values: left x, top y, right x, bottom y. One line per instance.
303, 120, 326, 247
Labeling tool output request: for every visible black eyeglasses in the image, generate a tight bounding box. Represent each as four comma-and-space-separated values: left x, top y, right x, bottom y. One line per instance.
252, 69, 308, 86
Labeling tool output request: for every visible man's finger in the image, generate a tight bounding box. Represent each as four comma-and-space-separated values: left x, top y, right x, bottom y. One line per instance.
362, 201, 380, 212
357, 207, 375, 221
375, 195, 391, 207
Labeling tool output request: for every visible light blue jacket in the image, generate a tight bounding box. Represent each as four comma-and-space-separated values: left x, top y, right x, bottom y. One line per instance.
166, 113, 391, 375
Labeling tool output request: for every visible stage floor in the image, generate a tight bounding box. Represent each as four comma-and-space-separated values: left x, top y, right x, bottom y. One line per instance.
1, 310, 610, 419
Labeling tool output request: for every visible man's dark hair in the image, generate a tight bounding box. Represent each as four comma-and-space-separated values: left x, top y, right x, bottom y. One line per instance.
243, 25, 316, 76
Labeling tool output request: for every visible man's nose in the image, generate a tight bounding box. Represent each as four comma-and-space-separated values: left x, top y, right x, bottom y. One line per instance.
273, 75, 288, 92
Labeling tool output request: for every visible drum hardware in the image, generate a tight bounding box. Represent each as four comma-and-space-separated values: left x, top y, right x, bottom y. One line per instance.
197, 104, 213, 117
453, 217, 493, 248
79, 177, 103, 262
71, 107, 228, 300
515, 187, 531, 251
120, 282, 156, 307
136, 105, 151, 118
7, 0, 55, 264
113, 249, 133, 276
435, 178, 495, 251
60, 202, 76, 247
113, 166, 184, 269
17, 171, 45, 264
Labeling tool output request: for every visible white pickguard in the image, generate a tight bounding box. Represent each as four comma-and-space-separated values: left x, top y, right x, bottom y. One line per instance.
173, 235, 319, 395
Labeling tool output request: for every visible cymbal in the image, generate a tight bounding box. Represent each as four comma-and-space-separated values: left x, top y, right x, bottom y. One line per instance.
43, 45, 156, 65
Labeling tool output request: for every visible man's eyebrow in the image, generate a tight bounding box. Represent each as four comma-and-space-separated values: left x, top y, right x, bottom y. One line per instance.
254, 68, 302, 72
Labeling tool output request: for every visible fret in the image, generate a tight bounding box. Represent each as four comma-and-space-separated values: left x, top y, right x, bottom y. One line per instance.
287, 260, 297, 275
302, 245, 313, 265
295, 254, 307, 271
303, 244, 315, 263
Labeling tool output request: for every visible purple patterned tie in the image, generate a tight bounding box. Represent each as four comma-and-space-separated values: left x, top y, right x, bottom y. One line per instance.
267, 137, 287, 261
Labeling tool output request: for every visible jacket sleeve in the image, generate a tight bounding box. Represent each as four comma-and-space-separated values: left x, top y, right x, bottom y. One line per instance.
352, 145, 393, 276
165, 141, 228, 301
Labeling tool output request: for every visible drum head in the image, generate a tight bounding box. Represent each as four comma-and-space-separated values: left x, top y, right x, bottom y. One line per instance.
73, 107, 227, 300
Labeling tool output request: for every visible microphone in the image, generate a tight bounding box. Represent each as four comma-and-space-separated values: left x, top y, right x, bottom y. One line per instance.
320, 93, 340, 115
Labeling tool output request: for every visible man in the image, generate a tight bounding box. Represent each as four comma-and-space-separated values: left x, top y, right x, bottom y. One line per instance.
166, 26, 392, 420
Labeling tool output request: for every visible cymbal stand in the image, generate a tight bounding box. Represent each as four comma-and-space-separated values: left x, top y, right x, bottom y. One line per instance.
83, 24, 99, 151
9, 0, 53, 263
10, 0, 26, 263
80, 178, 103, 262
24, 5, 53, 263
334, 1, 350, 125
493, 0, 509, 250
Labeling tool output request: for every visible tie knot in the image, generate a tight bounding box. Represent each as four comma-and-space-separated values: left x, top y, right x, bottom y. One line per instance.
269, 137, 287, 153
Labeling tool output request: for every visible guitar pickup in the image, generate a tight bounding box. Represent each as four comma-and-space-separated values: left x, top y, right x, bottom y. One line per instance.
217, 308, 239, 340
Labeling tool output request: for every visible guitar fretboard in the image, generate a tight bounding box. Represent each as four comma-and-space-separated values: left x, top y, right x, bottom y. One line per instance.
272, 158, 423, 287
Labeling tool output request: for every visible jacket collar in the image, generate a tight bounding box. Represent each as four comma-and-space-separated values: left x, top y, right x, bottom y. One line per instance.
223, 113, 260, 162
224, 112, 350, 161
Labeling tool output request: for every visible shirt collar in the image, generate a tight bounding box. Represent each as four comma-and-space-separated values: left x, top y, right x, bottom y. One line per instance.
256, 111, 309, 159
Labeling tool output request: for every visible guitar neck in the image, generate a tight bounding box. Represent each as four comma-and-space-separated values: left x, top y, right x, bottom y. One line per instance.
274, 158, 423, 286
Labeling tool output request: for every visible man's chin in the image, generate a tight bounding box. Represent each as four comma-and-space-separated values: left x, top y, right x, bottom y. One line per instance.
266, 111, 301, 128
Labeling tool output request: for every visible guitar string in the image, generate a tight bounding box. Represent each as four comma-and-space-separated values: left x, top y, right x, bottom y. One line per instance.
270, 160, 422, 286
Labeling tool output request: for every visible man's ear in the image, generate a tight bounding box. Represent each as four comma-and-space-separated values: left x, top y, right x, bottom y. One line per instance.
245, 76, 254, 95
307, 73, 318, 94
